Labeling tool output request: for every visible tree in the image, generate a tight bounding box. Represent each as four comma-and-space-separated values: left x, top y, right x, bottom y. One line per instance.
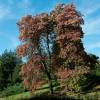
0, 50, 22, 89
87, 54, 99, 69
12, 64, 22, 83
0, 56, 4, 90
51, 4, 89, 68
16, 3, 98, 94
17, 13, 56, 94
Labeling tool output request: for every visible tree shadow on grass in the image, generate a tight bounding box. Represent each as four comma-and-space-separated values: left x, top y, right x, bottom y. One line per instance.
20, 95, 75, 100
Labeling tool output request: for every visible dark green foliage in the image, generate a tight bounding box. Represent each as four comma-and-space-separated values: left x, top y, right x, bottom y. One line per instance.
81, 62, 100, 91
0, 83, 25, 98
83, 60, 100, 91
0, 50, 22, 90
95, 62, 100, 76
12, 64, 22, 83
87, 54, 99, 69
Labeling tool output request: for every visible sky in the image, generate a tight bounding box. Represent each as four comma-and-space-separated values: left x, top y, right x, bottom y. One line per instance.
0, 0, 100, 57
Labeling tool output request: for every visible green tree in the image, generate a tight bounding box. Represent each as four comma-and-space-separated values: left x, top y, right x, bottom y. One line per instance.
87, 54, 99, 69
0, 50, 22, 89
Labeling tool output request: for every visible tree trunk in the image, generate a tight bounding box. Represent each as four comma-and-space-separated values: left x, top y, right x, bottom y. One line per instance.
46, 34, 54, 94
49, 79, 53, 94
40, 34, 54, 94
46, 71, 53, 94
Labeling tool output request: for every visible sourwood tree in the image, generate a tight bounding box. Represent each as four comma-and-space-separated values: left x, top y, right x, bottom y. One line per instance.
17, 4, 98, 94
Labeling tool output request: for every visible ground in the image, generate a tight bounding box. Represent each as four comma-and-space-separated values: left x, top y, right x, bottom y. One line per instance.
0, 83, 100, 100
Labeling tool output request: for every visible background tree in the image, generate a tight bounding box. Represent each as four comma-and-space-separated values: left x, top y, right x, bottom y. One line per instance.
87, 54, 99, 69
0, 50, 22, 90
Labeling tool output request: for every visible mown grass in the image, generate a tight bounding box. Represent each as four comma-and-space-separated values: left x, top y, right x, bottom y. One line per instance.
65, 91, 100, 100
0, 92, 30, 100
0, 81, 60, 100
1, 89, 100, 100
0, 87, 60, 100
0, 82, 100, 100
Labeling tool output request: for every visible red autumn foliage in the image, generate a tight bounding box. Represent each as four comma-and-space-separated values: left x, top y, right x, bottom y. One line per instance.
51, 4, 88, 67
16, 3, 96, 93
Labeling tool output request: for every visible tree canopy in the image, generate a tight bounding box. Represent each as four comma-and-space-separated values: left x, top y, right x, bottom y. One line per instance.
0, 50, 22, 90
16, 4, 98, 94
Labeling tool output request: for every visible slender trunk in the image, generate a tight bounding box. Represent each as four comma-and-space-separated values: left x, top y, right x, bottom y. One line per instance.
48, 77, 53, 94
40, 34, 54, 94
46, 34, 53, 94
41, 60, 53, 94
46, 70, 53, 94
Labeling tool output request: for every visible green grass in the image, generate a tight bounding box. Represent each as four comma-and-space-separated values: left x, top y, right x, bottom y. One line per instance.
0, 87, 59, 100
0, 92, 30, 100
65, 91, 100, 100
93, 85, 100, 90
0, 82, 100, 100
1, 89, 100, 100
0, 81, 60, 100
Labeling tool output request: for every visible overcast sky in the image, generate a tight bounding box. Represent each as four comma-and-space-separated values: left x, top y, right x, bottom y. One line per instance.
0, 0, 100, 57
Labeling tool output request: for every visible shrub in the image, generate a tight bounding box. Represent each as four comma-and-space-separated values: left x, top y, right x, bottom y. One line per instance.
58, 66, 90, 93
95, 64, 100, 76
65, 74, 87, 93
12, 65, 22, 83
0, 83, 25, 98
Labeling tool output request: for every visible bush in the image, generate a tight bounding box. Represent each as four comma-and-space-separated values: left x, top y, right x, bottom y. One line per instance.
65, 74, 87, 93
95, 64, 100, 76
0, 83, 25, 98
12, 65, 22, 83
83, 63, 100, 91
64, 66, 89, 93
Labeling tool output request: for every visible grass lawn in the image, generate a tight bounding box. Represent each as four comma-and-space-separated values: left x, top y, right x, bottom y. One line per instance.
0, 81, 60, 100
0, 92, 30, 100
1, 89, 100, 100
65, 91, 100, 100
0, 82, 100, 100
0, 87, 60, 100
